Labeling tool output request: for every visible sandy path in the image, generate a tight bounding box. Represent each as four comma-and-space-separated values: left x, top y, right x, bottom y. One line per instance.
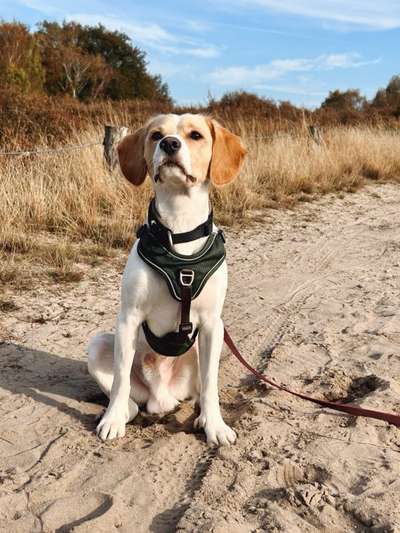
1, 183, 399, 532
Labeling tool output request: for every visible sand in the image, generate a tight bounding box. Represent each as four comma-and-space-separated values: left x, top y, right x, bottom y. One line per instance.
1, 182, 399, 532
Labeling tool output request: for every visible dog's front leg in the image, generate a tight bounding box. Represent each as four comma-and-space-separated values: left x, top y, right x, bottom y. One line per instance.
97, 312, 141, 440
195, 317, 236, 446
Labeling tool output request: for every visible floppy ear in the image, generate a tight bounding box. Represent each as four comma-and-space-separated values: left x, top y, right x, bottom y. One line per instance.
117, 127, 147, 186
208, 120, 247, 186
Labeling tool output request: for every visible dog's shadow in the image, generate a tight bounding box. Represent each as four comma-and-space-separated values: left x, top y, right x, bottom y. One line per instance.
0, 341, 102, 430
0, 342, 203, 437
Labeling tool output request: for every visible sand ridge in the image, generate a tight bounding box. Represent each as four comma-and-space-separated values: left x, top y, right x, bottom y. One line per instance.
1, 183, 399, 532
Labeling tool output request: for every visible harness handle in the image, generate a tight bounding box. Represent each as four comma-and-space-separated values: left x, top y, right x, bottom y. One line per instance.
179, 269, 194, 335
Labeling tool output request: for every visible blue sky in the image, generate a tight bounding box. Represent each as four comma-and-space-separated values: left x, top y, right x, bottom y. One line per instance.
2, 1, 399, 107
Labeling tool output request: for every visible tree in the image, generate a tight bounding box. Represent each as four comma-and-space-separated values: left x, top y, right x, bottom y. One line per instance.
373, 75, 400, 108
36, 21, 111, 99
214, 91, 278, 115
321, 89, 366, 112
59, 48, 112, 99
0, 22, 44, 92
372, 88, 388, 108
77, 24, 170, 101
36, 21, 170, 102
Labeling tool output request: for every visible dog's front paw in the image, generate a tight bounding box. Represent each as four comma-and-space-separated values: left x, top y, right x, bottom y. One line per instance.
194, 413, 236, 446
96, 400, 138, 441
96, 411, 126, 441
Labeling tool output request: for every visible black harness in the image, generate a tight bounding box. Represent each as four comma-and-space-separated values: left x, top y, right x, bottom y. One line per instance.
137, 199, 226, 357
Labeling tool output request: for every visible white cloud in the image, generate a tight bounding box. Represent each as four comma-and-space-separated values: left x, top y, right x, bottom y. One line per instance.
69, 14, 177, 46
253, 84, 327, 97
183, 46, 219, 58
16, 0, 63, 14
240, 0, 400, 30
184, 19, 212, 32
209, 53, 380, 85
147, 59, 185, 78
67, 13, 220, 58
321, 53, 380, 69
136, 43, 220, 58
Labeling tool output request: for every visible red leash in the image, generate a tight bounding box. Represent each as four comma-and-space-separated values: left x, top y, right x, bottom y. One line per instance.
224, 328, 400, 427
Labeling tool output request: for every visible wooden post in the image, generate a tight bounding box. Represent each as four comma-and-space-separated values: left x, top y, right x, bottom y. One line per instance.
308, 125, 322, 145
103, 125, 128, 170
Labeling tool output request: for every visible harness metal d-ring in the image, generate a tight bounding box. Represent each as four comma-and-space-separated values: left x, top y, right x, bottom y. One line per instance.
180, 269, 195, 287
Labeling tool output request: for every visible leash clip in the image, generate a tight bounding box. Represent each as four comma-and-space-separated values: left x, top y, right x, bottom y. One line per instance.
180, 269, 194, 287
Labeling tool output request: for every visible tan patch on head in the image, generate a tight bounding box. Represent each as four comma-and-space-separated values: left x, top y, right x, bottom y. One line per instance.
207, 119, 247, 186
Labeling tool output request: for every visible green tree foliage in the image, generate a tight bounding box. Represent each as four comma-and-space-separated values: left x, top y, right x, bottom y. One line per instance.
0, 20, 170, 102
77, 24, 170, 101
0, 22, 44, 92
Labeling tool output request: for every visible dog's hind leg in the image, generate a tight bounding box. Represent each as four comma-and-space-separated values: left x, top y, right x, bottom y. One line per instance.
87, 333, 147, 420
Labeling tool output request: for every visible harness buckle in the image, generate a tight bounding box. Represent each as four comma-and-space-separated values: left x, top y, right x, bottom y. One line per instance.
179, 322, 193, 335
180, 269, 195, 287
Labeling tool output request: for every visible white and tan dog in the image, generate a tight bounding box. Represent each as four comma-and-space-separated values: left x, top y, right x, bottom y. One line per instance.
87, 114, 246, 445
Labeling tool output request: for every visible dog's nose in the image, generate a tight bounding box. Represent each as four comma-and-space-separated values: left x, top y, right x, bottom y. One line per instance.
160, 136, 181, 156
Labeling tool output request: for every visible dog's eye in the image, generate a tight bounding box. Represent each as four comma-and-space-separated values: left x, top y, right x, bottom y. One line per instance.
151, 131, 163, 141
190, 131, 202, 140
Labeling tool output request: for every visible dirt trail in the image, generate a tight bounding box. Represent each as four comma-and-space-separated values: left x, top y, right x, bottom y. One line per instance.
1, 183, 400, 532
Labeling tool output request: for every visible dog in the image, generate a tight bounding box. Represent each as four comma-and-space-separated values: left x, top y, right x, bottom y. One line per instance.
87, 113, 246, 445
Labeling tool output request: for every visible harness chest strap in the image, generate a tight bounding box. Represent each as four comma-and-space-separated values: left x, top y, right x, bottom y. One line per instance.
141, 267, 199, 357
179, 269, 195, 335
137, 203, 226, 357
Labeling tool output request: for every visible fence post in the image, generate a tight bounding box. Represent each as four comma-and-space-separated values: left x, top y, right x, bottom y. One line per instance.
308, 125, 322, 145
103, 125, 128, 170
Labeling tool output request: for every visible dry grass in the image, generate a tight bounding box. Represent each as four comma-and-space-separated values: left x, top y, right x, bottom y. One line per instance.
213, 125, 400, 222
1, 122, 400, 287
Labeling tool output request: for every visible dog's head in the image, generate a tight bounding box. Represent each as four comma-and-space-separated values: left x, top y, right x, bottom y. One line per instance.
117, 113, 246, 189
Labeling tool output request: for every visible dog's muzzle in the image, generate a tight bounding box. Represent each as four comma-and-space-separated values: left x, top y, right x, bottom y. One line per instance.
154, 161, 196, 184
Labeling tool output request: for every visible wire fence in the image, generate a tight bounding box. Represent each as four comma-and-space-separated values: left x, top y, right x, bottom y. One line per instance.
0, 124, 325, 159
